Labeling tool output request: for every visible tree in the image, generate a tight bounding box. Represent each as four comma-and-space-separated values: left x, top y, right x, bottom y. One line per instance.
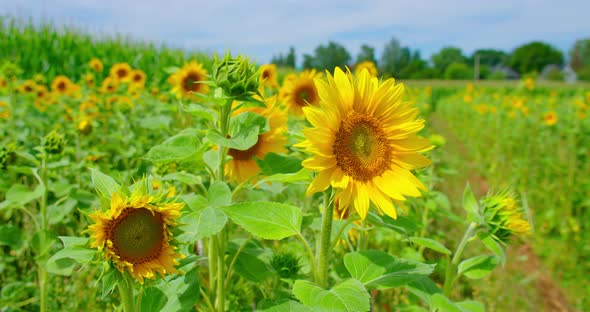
356, 44, 377, 66
444, 62, 472, 80
380, 38, 402, 76
469, 49, 507, 67
285, 47, 296, 68
509, 41, 564, 75
303, 41, 351, 71
569, 39, 590, 71
431, 47, 467, 75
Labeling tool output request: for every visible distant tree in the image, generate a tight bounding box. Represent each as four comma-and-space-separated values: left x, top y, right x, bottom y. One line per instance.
469, 49, 507, 67
270, 53, 285, 66
356, 44, 377, 66
285, 47, 296, 68
569, 39, 590, 71
380, 38, 425, 78
509, 41, 564, 75
302, 54, 314, 69
303, 41, 351, 71
397, 59, 428, 79
444, 62, 472, 80
380, 38, 402, 75
432, 47, 467, 75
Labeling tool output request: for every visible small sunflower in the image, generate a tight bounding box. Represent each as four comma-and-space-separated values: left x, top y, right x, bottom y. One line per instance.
110, 63, 132, 83
36, 85, 50, 102
0, 100, 9, 119
101, 77, 119, 94
524, 77, 535, 91
226, 96, 288, 183
51, 75, 77, 96
87, 185, 185, 283
33, 74, 46, 84
354, 61, 378, 77
543, 111, 558, 126
279, 69, 321, 117
297, 68, 432, 219
130, 69, 147, 88
84, 73, 95, 87
259, 64, 278, 88
170, 61, 209, 99
20, 80, 36, 94
90, 58, 104, 72
0, 77, 7, 90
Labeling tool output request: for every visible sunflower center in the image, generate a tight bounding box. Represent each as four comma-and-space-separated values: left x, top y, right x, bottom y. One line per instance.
133, 74, 142, 82
262, 70, 271, 80
333, 112, 391, 181
57, 82, 66, 91
294, 84, 316, 107
182, 72, 202, 92
109, 208, 164, 264
117, 69, 128, 79
228, 136, 261, 161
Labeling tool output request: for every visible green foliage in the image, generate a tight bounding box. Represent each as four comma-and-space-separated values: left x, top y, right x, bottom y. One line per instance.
221, 202, 302, 240
444, 63, 472, 80
356, 44, 377, 66
432, 47, 467, 75
302, 41, 351, 71
509, 41, 564, 74
569, 38, 590, 71
292, 279, 370, 312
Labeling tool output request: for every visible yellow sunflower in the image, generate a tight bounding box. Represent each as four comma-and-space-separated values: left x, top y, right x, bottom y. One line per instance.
279, 69, 321, 117
543, 111, 558, 126
110, 63, 132, 83
130, 69, 147, 88
170, 61, 209, 99
101, 77, 119, 94
226, 96, 288, 183
0, 77, 7, 90
20, 80, 36, 94
51, 75, 77, 96
0, 100, 9, 119
297, 68, 432, 220
84, 73, 95, 87
87, 185, 185, 283
354, 61, 378, 77
90, 58, 104, 72
259, 64, 278, 88
36, 85, 50, 102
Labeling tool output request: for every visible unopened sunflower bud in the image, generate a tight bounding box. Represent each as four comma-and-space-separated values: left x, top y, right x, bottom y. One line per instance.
481, 190, 531, 244
212, 54, 259, 99
43, 129, 65, 154
77, 119, 92, 135
428, 134, 446, 147
0, 143, 17, 169
270, 252, 300, 279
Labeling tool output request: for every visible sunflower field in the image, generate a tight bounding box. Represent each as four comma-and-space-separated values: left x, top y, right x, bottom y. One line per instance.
1, 18, 589, 312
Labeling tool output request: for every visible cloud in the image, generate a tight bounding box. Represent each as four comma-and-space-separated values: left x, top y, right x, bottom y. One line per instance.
1, 0, 589, 64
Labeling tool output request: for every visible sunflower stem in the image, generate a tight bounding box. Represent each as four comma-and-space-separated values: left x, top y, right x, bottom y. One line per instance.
37, 155, 49, 312
443, 222, 477, 297
117, 274, 135, 312
215, 233, 225, 312
317, 191, 334, 288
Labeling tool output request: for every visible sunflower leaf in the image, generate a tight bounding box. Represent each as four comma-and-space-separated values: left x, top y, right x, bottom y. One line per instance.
89, 168, 120, 197
457, 255, 499, 279
221, 202, 302, 240
292, 279, 370, 312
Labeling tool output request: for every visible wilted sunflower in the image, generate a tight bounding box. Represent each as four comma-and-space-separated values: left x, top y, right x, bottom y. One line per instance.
297, 68, 432, 219
543, 111, 558, 126
170, 61, 209, 99
101, 77, 119, 94
110, 63, 132, 83
0, 100, 9, 119
90, 58, 104, 72
51, 75, 76, 96
226, 96, 288, 183
279, 69, 321, 117
354, 61, 378, 77
20, 80, 36, 94
87, 185, 185, 283
130, 69, 147, 88
259, 64, 278, 88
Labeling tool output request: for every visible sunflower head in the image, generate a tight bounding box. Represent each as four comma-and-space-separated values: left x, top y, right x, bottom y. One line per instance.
33, 73, 46, 84
20, 80, 36, 94
259, 64, 278, 88
481, 190, 531, 244
110, 63, 132, 82
212, 54, 259, 99
130, 70, 147, 87
36, 85, 49, 101
524, 77, 535, 91
0, 77, 7, 89
298, 68, 432, 220
90, 58, 104, 72
279, 69, 321, 117
170, 61, 209, 99
543, 111, 558, 126
354, 61, 378, 77
78, 118, 93, 135
0, 100, 9, 119
101, 77, 119, 94
51, 75, 76, 96
87, 181, 185, 283
84, 73, 95, 87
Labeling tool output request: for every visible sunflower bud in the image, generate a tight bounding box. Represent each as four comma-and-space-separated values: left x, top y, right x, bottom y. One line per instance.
0, 143, 17, 170
77, 119, 92, 135
428, 134, 446, 147
43, 129, 65, 154
481, 191, 531, 244
212, 54, 259, 99
270, 252, 300, 279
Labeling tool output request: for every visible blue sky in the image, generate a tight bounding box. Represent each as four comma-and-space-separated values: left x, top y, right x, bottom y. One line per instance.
2, 0, 589, 66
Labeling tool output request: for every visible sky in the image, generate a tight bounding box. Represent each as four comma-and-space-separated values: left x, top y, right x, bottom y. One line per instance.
1, 0, 590, 66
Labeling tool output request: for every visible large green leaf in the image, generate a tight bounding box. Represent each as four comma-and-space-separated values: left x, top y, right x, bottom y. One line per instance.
477, 232, 506, 265
139, 287, 167, 312
221, 202, 302, 240
458, 255, 499, 279
178, 206, 227, 242
257, 299, 308, 312
255, 168, 312, 187
293, 279, 370, 312
46, 237, 95, 276
90, 168, 120, 197
255, 153, 303, 175
1, 184, 45, 210
144, 129, 203, 163
207, 111, 268, 150
343, 250, 435, 289
228, 239, 273, 282
431, 294, 485, 312
0, 225, 24, 249
408, 237, 451, 255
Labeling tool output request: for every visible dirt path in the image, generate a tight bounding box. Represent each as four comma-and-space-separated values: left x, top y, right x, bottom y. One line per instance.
429, 113, 573, 312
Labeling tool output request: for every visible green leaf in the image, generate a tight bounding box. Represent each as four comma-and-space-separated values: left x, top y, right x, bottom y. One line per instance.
139, 116, 171, 130
139, 287, 167, 312
144, 129, 203, 163
184, 104, 215, 121
0, 225, 24, 249
258, 299, 308, 312
90, 168, 120, 197
477, 232, 506, 265
207, 111, 269, 150
343, 250, 435, 289
160, 266, 200, 311
161, 172, 202, 185
48, 198, 77, 225
462, 183, 480, 222
255, 168, 312, 187
178, 206, 227, 242
208, 181, 231, 207
293, 279, 370, 312
203, 150, 219, 172
366, 212, 421, 235
408, 237, 451, 255
431, 294, 484, 312
4, 184, 45, 208
406, 277, 442, 306
458, 255, 499, 279
221, 202, 302, 240
46, 241, 95, 276
255, 153, 303, 175
228, 240, 273, 282
58, 236, 89, 248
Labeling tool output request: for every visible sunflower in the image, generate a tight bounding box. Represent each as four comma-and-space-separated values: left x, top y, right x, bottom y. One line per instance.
481, 190, 531, 244
0, 77, 8, 90
33, 74, 46, 84
83, 73, 95, 87
170, 61, 209, 99
51, 75, 76, 96
130, 69, 147, 88
226, 96, 288, 183
36, 85, 50, 102
543, 111, 558, 126
110, 63, 132, 83
20, 80, 36, 94
279, 69, 321, 116
0, 100, 9, 119
259, 64, 278, 88
90, 58, 104, 72
87, 185, 185, 283
101, 77, 119, 94
354, 61, 378, 77
297, 68, 432, 219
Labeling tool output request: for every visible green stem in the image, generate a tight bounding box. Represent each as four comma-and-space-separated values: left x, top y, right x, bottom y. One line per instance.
217, 100, 232, 181
37, 156, 49, 312
208, 236, 217, 304
316, 192, 334, 288
443, 222, 477, 297
224, 238, 250, 289
296, 233, 317, 282
215, 234, 225, 312
117, 275, 135, 312
357, 219, 368, 251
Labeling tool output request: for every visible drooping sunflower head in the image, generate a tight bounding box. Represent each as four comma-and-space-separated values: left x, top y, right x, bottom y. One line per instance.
259, 64, 278, 88
480, 190, 531, 244
354, 61, 378, 77
543, 111, 558, 126
87, 184, 185, 283
51, 75, 75, 96
170, 61, 209, 99
110, 63, 132, 83
90, 58, 104, 72
279, 69, 321, 117
226, 95, 288, 183
297, 68, 432, 220
130, 69, 147, 87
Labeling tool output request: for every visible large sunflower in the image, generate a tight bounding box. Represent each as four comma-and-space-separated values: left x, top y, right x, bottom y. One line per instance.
259, 64, 278, 88
87, 186, 185, 283
170, 61, 209, 99
297, 68, 432, 219
226, 96, 288, 183
279, 69, 321, 116
110, 63, 132, 83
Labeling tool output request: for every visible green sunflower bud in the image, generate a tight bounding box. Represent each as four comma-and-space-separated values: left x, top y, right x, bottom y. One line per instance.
43, 129, 65, 154
428, 134, 446, 147
212, 53, 260, 99
481, 190, 531, 244
77, 119, 93, 135
270, 252, 300, 279
0, 143, 17, 170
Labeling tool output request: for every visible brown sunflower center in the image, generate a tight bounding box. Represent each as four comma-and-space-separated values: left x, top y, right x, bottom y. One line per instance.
182, 72, 202, 93
117, 69, 128, 79
108, 208, 164, 264
294, 84, 317, 107
133, 74, 142, 82
228, 136, 262, 161
333, 112, 391, 181
262, 70, 271, 80
57, 81, 67, 91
